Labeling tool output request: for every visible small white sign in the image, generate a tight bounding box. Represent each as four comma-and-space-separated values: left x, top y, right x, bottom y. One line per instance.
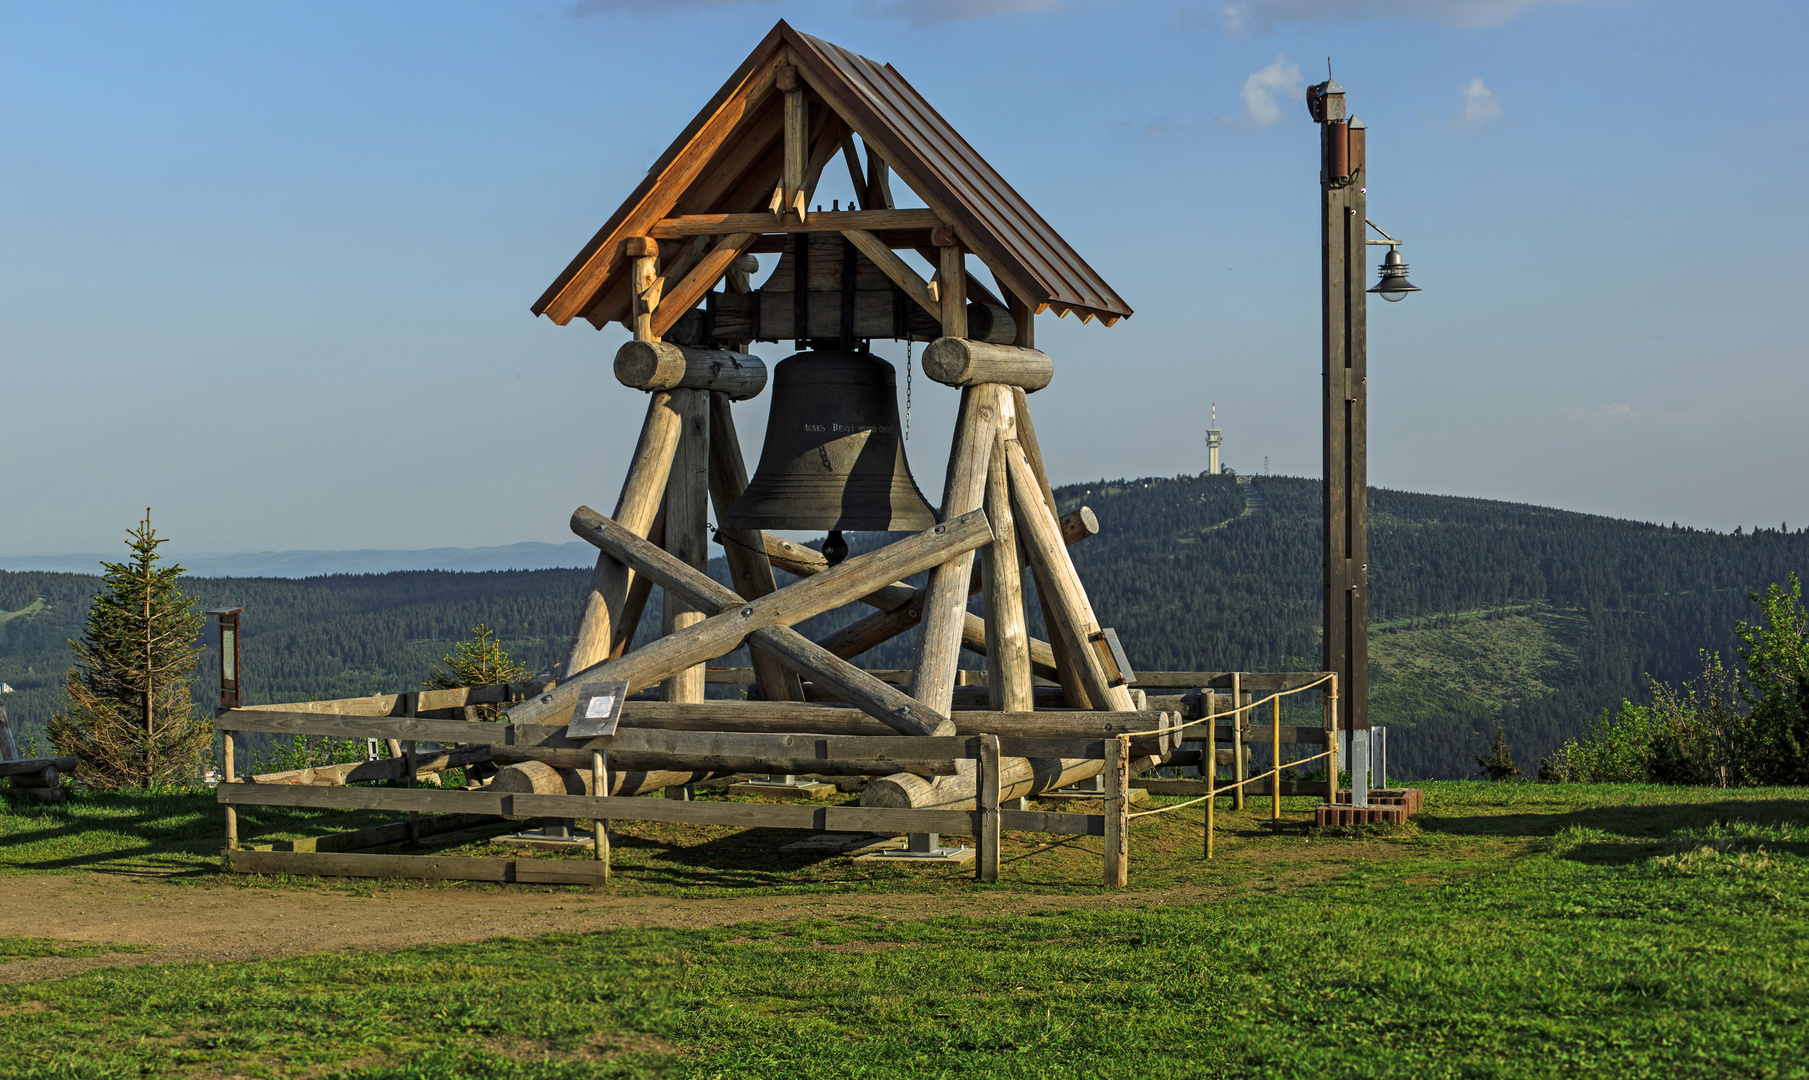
585, 694, 617, 720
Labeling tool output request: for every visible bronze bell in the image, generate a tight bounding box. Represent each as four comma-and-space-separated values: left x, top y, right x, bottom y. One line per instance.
724, 351, 937, 546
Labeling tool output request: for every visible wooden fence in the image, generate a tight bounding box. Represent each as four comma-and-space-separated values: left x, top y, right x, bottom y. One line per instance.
216, 707, 1134, 886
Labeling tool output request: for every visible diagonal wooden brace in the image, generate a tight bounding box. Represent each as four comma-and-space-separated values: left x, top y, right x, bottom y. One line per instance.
529, 507, 994, 737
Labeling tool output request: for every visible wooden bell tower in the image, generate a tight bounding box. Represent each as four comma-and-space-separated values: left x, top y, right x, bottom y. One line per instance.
511, 20, 1143, 830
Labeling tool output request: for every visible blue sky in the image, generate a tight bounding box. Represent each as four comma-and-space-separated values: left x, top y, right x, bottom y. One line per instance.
2, 0, 1803, 556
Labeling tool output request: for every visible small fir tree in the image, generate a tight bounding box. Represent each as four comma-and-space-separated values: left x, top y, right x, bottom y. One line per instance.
1476, 727, 1521, 781
50, 511, 208, 788
426, 624, 526, 721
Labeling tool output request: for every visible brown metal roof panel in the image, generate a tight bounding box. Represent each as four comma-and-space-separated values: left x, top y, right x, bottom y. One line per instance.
791, 29, 1130, 320
534, 22, 791, 322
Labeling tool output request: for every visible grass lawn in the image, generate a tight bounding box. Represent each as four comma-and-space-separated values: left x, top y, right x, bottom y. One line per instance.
2, 781, 1806, 1077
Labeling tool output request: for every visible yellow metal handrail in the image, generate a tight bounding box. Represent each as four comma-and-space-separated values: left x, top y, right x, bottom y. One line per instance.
1123, 672, 1340, 860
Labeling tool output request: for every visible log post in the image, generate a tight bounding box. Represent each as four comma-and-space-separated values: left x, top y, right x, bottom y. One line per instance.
661, 390, 710, 704
1004, 439, 1134, 713
0, 701, 18, 762
627, 236, 660, 342
223, 727, 237, 851
936, 227, 968, 340
978, 733, 1000, 884
707, 392, 805, 703
983, 402, 1033, 712
568, 391, 683, 674
909, 385, 998, 716
1010, 388, 1090, 708
1104, 734, 1129, 887
613, 508, 663, 660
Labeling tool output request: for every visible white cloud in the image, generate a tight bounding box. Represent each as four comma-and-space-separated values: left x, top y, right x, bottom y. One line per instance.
1219, 54, 1302, 128
1447, 77, 1504, 135
1219, 0, 1584, 32
857, 0, 1062, 25
1560, 402, 1639, 422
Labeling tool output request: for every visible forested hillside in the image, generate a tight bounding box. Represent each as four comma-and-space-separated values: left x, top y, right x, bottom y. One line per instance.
3, 475, 1803, 778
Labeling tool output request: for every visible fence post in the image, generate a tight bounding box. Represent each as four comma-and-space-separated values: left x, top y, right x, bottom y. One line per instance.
1272, 693, 1282, 822
1104, 734, 1129, 887
978, 734, 1000, 883
1325, 675, 1339, 804
592, 749, 611, 877
1231, 673, 1246, 811
405, 740, 420, 845
223, 727, 238, 852
1205, 763, 1215, 860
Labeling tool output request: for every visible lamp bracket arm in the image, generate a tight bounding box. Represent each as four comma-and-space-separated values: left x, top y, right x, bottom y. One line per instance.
1364, 219, 1402, 247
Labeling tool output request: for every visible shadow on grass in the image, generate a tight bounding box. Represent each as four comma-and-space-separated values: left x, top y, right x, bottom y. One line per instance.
1418, 797, 1809, 865
0, 788, 397, 877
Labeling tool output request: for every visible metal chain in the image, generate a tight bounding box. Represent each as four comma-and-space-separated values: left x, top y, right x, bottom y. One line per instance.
905, 339, 913, 440
710, 525, 769, 559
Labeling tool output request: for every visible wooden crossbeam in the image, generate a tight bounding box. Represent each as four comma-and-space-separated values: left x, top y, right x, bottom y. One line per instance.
650, 233, 760, 338
649, 208, 941, 238
565, 505, 991, 701
549, 507, 979, 737
841, 228, 939, 319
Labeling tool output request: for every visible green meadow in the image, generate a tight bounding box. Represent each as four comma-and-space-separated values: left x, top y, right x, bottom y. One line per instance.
2, 781, 1806, 1077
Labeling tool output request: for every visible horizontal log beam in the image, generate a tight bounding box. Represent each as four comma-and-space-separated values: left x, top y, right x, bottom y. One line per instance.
613, 342, 767, 399
1133, 672, 1336, 691
250, 745, 491, 786
0, 756, 77, 777
219, 782, 1100, 838
240, 680, 554, 719
921, 339, 1053, 391
649, 208, 943, 238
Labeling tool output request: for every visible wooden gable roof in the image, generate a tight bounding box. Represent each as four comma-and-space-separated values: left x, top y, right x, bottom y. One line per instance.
532, 20, 1131, 330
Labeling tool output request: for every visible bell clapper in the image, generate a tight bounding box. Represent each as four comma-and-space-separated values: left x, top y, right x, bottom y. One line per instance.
823, 530, 849, 566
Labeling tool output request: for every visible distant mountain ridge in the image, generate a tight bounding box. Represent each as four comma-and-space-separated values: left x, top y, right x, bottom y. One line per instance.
0, 542, 598, 578
3, 474, 1804, 778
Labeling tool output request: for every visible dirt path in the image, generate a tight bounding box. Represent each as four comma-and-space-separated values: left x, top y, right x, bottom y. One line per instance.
0, 870, 1232, 985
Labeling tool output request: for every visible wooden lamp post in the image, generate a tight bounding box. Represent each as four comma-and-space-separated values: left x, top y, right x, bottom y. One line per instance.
1309, 78, 1418, 804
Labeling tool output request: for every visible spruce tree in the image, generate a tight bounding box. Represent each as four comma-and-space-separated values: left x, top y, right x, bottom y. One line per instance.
426, 624, 526, 721
50, 510, 208, 788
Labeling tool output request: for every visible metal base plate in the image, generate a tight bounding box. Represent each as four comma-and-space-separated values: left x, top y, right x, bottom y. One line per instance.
1038, 787, 1149, 804
779, 833, 888, 854
852, 842, 975, 865
499, 830, 606, 852
728, 780, 837, 801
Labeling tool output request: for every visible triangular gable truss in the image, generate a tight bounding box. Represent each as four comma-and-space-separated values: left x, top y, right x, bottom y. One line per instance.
532, 20, 1131, 332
